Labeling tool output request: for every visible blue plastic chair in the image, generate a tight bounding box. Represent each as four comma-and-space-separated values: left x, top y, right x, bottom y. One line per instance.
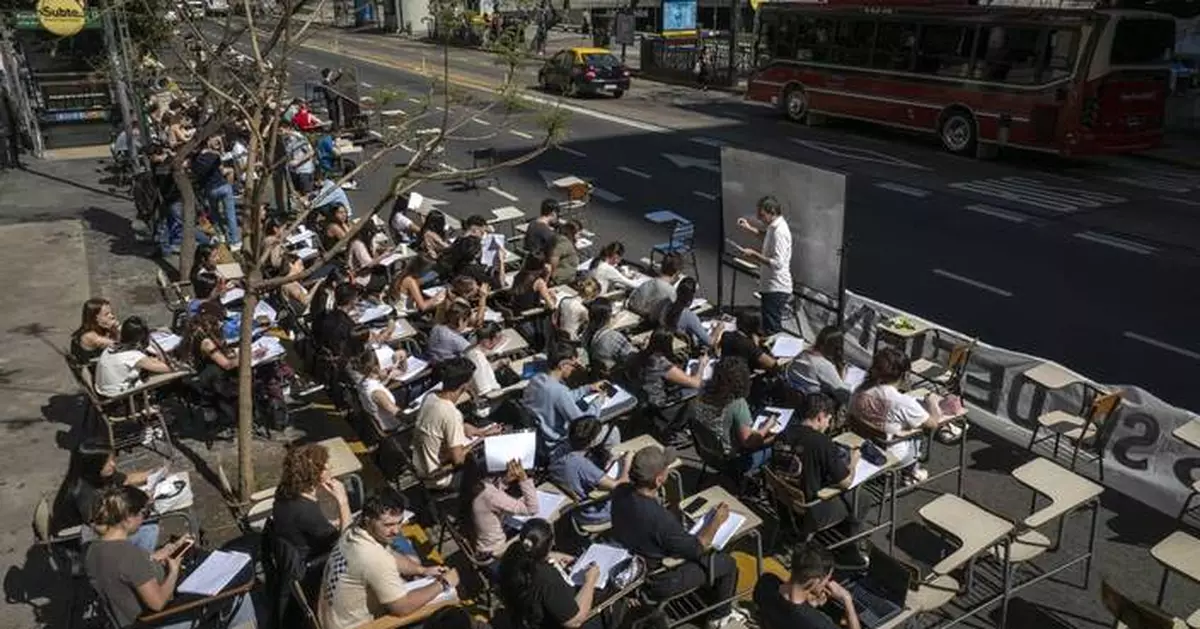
649, 219, 699, 285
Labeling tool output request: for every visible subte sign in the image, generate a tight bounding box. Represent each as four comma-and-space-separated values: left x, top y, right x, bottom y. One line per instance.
37, 0, 87, 36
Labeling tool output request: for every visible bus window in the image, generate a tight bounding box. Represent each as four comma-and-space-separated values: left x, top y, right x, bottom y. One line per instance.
1110, 18, 1174, 65
915, 24, 973, 77
1043, 28, 1080, 80
975, 25, 1043, 84
873, 20, 917, 71
796, 17, 833, 62
830, 19, 875, 67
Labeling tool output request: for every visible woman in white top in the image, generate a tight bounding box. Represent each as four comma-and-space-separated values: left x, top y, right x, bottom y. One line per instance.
555, 277, 599, 342
94, 317, 173, 397
348, 220, 390, 297
389, 203, 421, 243
849, 347, 942, 482
355, 348, 405, 434
390, 258, 444, 314
587, 242, 640, 294
464, 322, 507, 399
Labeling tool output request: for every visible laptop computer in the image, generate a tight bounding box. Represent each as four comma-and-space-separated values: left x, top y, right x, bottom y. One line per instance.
841, 547, 913, 628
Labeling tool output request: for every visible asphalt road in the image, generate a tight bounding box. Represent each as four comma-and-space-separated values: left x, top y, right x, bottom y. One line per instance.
252, 29, 1200, 416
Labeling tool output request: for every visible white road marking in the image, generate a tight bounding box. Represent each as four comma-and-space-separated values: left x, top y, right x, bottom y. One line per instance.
1161, 195, 1200, 207
592, 187, 624, 203
662, 153, 721, 173
381, 109, 406, 117
1124, 332, 1200, 361
874, 182, 930, 198
471, 117, 491, 126
1105, 175, 1190, 193
932, 269, 1013, 297
558, 146, 587, 158
693, 191, 718, 201
949, 177, 1126, 213
488, 186, 519, 201
361, 82, 374, 88
964, 203, 1028, 223
509, 129, 535, 140
617, 166, 652, 179
1074, 231, 1157, 255
690, 137, 728, 149
435, 106, 446, 111
407, 97, 422, 104
438, 162, 459, 172
791, 139, 929, 170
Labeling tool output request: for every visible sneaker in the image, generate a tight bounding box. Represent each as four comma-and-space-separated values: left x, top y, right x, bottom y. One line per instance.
903, 466, 929, 486
230, 242, 243, 252
341, 180, 359, 190
707, 606, 749, 629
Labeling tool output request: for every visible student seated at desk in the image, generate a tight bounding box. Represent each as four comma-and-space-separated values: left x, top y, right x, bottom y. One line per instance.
388, 199, 422, 244
583, 299, 636, 375
71, 297, 120, 364
348, 220, 391, 298
355, 348, 410, 433
771, 394, 867, 568
391, 258, 445, 314
720, 311, 778, 372
414, 358, 502, 490
323, 204, 352, 250
279, 253, 313, 311
274, 443, 353, 565
587, 241, 640, 294
522, 345, 621, 457
313, 170, 355, 218
462, 458, 538, 557
498, 518, 604, 629
656, 277, 720, 350
786, 326, 852, 404
428, 303, 473, 364
64, 441, 163, 551
465, 322, 506, 399
630, 330, 705, 441
94, 317, 173, 397
850, 348, 942, 484
320, 489, 461, 629
510, 256, 556, 312
436, 276, 491, 329
693, 357, 775, 472
753, 542, 861, 629
442, 215, 506, 288
419, 210, 452, 261
188, 244, 223, 302
625, 253, 681, 317
610, 447, 745, 629
524, 200, 559, 258
548, 418, 632, 526
317, 284, 395, 363
548, 220, 583, 286
554, 277, 598, 342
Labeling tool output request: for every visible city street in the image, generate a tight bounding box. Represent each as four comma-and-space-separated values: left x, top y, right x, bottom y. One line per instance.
255, 26, 1200, 413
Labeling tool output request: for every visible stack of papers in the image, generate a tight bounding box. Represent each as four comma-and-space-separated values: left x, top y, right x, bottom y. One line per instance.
151, 331, 182, 354
483, 431, 537, 472
752, 407, 794, 434
569, 544, 632, 589
252, 336, 287, 366
403, 577, 459, 606
688, 511, 746, 551
506, 490, 568, 526
295, 247, 319, 261
253, 300, 278, 324
178, 550, 252, 596
770, 335, 806, 359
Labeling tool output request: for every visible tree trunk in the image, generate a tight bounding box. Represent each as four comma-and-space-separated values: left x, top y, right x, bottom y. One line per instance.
173, 163, 198, 278
236, 276, 259, 500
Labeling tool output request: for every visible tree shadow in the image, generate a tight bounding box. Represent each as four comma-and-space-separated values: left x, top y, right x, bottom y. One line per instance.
79, 206, 157, 259
17, 164, 132, 201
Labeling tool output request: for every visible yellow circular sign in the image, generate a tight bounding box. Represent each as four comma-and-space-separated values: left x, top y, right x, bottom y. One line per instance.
37, 0, 87, 36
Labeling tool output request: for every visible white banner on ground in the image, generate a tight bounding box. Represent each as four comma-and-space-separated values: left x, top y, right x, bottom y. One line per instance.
799, 290, 1200, 517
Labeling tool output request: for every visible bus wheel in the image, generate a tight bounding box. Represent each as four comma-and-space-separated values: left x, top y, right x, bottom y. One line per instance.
939, 109, 977, 155
783, 86, 808, 123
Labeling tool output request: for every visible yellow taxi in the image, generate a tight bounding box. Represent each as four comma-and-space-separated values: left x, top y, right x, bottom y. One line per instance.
537, 47, 632, 98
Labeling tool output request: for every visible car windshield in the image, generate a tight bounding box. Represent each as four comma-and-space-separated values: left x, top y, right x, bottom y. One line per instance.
1110, 18, 1174, 66
583, 54, 621, 68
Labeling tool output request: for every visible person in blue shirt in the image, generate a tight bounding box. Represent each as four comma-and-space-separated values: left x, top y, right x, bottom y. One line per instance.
521, 344, 621, 458
547, 417, 632, 526
311, 170, 354, 217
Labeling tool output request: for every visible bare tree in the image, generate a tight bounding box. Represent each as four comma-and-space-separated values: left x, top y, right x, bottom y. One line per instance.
131, 0, 568, 501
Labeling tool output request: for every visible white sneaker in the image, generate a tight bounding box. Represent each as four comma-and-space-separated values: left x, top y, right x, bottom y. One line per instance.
904, 466, 929, 486
230, 242, 243, 252
707, 606, 749, 629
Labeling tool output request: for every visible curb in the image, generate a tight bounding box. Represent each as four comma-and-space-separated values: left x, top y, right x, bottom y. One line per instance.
1132, 150, 1200, 172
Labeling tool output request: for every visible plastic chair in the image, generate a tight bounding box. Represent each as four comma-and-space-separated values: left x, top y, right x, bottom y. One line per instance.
649, 220, 699, 287
1028, 391, 1121, 481
910, 335, 976, 395
1100, 580, 1183, 629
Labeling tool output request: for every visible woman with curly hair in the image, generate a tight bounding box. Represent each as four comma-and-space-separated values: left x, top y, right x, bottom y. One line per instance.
692, 357, 777, 471
273, 443, 352, 563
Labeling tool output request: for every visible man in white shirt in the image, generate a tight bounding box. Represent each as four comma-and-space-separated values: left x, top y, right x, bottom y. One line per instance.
731, 196, 793, 335
412, 358, 499, 489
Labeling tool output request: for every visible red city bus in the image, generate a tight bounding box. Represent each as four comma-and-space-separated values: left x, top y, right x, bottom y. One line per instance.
745, 0, 1176, 156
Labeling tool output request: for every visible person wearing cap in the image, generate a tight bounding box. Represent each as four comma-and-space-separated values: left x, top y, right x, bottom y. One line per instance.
521, 344, 622, 457
611, 447, 746, 629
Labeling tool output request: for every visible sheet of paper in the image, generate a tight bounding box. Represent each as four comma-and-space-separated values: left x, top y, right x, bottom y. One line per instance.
771, 335, 806, 359
141, 466, 168, 494
403, 577, 459, 606
220, 288, 245, 304
407, 191, 425, 211
378, 251, 405, 267
688, 512, 746, 551
848, 458, 884, 489
483, 431, 537, 472
507, 490, 568, 526
178, 550, 252, 596
253, 300, 278, 323
483, 309, 504, 323
605, 459, 621, 480
374, 345, 397, 371
388, 318, 417, 342
577, 258, 593, 272
845, 365, 867, 392
395, 356, 430, 383
424, 286, 447, 299
481, 233, 506, 267
151, 331, 182, 354
405, 382, 443, 411
583, 384, 635, 414
685, 359, 716, 382
356, 303, 393, 324
570, 544, 632, 590
689, 298, 709, 311
296, 246, 319, 261
752, 406, 794, 434
251, 336, 286, 367
285, 225, 313, 245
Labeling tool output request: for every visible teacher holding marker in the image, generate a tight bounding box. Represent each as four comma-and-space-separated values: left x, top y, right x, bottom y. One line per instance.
729, 196, 794, 335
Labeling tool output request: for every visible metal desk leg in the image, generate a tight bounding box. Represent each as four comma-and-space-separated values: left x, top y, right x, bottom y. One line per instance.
999, 539, 1013, 629
889, 471, 898, 555
1156, 569, 1170, 606
957, 422, 968, 497
1084, 500, 1100, 590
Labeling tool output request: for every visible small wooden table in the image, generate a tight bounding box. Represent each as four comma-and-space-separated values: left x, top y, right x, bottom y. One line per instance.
1022, 362, 1084, 391
1174, 421, 1200, 450
215, 262, 244, 281
1153, 530, 1200, 606
874, 317, 929, 355
489, 206, 526, 236
138, 548, 256, 626
321, 436, 363, 478
485, 328, 530, 359
680, 485, 765, 576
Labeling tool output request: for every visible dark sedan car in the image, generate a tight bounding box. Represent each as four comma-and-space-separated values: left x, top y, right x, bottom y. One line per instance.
538, 47, 631, 98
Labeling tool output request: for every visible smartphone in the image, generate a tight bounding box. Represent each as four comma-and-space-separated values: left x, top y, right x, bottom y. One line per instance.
600, 382, 617, 397
169, 539, 194, 561
683, 496, 709, 516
